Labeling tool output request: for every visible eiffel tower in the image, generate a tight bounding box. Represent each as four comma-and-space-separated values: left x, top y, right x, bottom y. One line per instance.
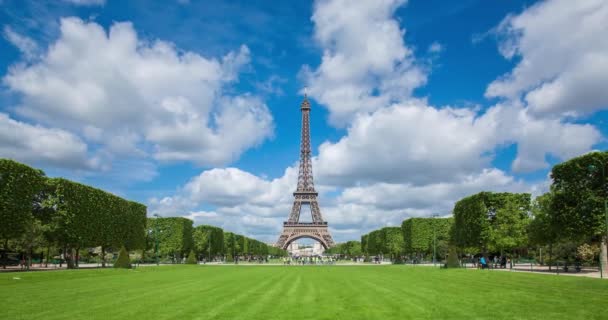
276, 95, 335, 250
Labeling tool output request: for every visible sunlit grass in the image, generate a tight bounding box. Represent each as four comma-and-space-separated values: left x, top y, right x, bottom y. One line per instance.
1, 265, 606, 319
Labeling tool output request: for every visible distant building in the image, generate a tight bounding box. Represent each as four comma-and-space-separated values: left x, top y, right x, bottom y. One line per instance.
287, 242, 325, 256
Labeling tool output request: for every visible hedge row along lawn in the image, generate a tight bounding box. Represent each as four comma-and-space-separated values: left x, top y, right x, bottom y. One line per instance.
2, 265, 606, 320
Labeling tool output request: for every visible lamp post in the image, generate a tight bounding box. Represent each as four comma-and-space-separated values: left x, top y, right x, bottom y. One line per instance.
588, 159, 607, 279
431, 213, 439, 267
153, 214, 160, 266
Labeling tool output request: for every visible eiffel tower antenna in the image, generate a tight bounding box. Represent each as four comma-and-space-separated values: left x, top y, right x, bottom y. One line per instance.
275, 95, 335, 250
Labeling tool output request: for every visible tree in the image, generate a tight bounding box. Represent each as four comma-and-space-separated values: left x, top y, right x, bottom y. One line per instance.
0, 159, 45, 268
528, 192, 560, 267
47, 178, 147, 268
381, 227, 404, 260
550, 151, 608, 274
445, 246, 460, 268
452, 192, 531, 256
114, 246, 131, 269
489, 197, 530, 254
186, 250, 197, 264
147, 217, 193, 263
402, 217, 453, 260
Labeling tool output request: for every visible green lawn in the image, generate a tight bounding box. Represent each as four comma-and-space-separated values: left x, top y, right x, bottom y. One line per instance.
1, 265, 606, 319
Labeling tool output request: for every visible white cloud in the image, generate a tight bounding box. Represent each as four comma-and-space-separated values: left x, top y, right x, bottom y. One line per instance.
427, 42, 443, 54
63, 0, 105, 6
301, 0, 427, 126
486, 0, 608, 117
316, 99, 493, 186
3, 26, 38, 60
148, 165, 547, 242
3, 18, 273, 168
0, 113, 95, 170
315, 98, 601, 183
183, 166, 297, 208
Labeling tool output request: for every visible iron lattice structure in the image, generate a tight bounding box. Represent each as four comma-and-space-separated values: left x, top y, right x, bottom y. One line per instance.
276, 96, 335, 250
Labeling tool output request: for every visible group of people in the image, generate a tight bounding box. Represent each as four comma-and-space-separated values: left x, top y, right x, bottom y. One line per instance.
282, 256, 336, 265
477, 255, 510, 269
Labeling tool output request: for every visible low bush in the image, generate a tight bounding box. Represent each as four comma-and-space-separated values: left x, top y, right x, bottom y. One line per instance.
113, 246, 131, 269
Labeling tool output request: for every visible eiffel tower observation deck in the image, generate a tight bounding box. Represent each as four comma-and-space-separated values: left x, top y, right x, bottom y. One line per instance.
275, 95, 335, 250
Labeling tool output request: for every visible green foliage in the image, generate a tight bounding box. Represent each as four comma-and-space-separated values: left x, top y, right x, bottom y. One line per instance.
550, 151, 608, 241
361, 227, 404, 258
46, 178, 147, 250
577, 243, 599, 263
193, 225, 224, 258
113, 246, 131, 269
402, 217, 453, 257
326, 241, 362, 256
361, 234, 368, 254
186, 250, 197, 264
382, 227, 404, 258
489, 197, 530, 252
445, 246, 460, 268
528, 192, 559, 246
147, 217, 193, 260
452, 192, 531, 252
0, 159, 45, 243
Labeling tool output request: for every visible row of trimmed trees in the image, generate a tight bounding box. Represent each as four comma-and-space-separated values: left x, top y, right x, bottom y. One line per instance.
341, 151, 607, 272
145, 218, 287, 263
0, 159, 146, 269
1, 159, 286, 268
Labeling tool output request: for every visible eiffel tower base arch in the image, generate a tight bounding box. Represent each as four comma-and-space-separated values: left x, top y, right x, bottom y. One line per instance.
276, 223, 334, 250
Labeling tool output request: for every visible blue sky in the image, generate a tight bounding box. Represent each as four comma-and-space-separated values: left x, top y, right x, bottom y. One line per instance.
1, 0, 607, 242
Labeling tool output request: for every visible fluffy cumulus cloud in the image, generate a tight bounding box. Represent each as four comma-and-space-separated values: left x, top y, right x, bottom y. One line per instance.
301, 0, 426, 126
316, 99, 600, 183
0, 113, 95, 170
486, 0, 608, 117
149, 166, 298, 239
3, 17, 273, 170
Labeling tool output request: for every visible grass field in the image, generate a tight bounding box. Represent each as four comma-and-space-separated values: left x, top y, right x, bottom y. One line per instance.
1, 265, 607, 320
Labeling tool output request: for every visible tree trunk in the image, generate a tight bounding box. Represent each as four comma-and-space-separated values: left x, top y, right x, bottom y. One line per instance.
2, 239, 7, 269
101, 246, 106, 268
66, 247, 75, 269
75, 247, 80, 268
601, 238, 608, 276
548, 243, 553, 271
45, 246, 50, 268
26, 247, 32, 271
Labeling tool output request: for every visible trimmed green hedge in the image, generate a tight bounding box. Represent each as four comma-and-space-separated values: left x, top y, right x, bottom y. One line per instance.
0, 159, 46, 243
452, 192, 530, 252
402, 217, 453, 256
147, 217, 193, 261
48, 178, 147, 250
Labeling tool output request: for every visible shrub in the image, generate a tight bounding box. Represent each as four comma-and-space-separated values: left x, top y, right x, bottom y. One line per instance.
445, 247, 460, 268
114, 246, 131, 269
186, 250, 197, 264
